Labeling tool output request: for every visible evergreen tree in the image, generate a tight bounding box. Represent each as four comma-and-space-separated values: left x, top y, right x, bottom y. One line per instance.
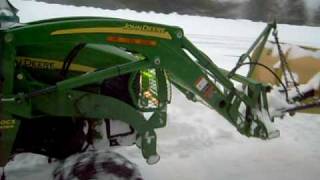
245, 0, 283, 22
285, 0, 306, 25
245, 0, 267, 21
313, 6, 320, 25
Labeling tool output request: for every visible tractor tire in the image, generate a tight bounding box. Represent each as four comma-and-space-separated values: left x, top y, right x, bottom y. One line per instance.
53, 150, 143, 180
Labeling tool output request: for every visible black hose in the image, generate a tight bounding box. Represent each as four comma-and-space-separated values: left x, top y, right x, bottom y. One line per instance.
60, 43, 86, 79
229, 61, 290, 102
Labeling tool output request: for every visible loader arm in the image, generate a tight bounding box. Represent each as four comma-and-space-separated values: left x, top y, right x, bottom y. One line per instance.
1, 14, 278, 165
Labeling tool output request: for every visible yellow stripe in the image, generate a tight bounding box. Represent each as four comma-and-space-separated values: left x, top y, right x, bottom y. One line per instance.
51, 27, 172, 40
0, 119, 16, 129
16, 57, 96, 73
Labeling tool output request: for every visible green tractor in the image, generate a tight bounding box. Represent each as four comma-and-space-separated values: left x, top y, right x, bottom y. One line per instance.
1, 0, 315, 178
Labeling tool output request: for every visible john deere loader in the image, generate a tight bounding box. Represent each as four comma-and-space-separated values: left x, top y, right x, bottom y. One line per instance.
0, 0, 319, 179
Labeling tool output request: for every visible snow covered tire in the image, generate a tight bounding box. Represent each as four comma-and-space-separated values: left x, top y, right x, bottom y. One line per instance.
53, 150, 143, 180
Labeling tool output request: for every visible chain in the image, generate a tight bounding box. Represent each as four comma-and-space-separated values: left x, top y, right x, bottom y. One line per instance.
272, 29, 303, 100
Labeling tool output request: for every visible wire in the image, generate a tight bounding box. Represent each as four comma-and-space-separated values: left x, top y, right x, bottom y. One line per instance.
272, 30, 304, 98
229, 61, 290, 102
228, 53, 251, 78
60, 43, 86, 79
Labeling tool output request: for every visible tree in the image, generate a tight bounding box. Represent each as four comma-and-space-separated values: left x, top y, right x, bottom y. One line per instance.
313, 6, 320, 25
285, 0, 306, 25
245, 0, 283, 22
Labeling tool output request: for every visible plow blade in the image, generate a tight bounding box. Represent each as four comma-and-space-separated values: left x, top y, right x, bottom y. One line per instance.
251, 41, 320, 114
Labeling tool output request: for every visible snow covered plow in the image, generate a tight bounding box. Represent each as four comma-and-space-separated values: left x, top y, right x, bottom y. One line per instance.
0, 0, 318, 174
251, 41, 320, 114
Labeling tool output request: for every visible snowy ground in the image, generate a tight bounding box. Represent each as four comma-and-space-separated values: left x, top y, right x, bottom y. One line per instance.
5, 0, 320, 179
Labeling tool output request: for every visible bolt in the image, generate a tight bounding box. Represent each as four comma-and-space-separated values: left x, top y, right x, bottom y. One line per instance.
176, 31, 183, 39
16, 73, 24, 80
67, 94, 72, 100
4, 33, 14, 43
154, 57, 161, 65
289, 111, 295, 116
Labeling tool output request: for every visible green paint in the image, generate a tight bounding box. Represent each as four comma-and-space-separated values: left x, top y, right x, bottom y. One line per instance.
0, 1, 278, 166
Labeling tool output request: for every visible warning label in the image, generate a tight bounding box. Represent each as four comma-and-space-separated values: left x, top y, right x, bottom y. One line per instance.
195, 77, 209, 92
195, 77, 214, 99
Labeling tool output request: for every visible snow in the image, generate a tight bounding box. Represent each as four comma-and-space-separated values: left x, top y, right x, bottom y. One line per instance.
288, 72, 320, 99
267, 86, 297, 117
5, 0, 320, 180
308, 72, 320, 90
287, 46, 320, 59
253, 109, 280, 139
118, 91, 320, 180
52, 151, 143, 180
269, 42, 320, 61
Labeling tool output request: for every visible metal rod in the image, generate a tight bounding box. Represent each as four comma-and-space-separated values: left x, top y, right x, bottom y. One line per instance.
57, 60, 151, 91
